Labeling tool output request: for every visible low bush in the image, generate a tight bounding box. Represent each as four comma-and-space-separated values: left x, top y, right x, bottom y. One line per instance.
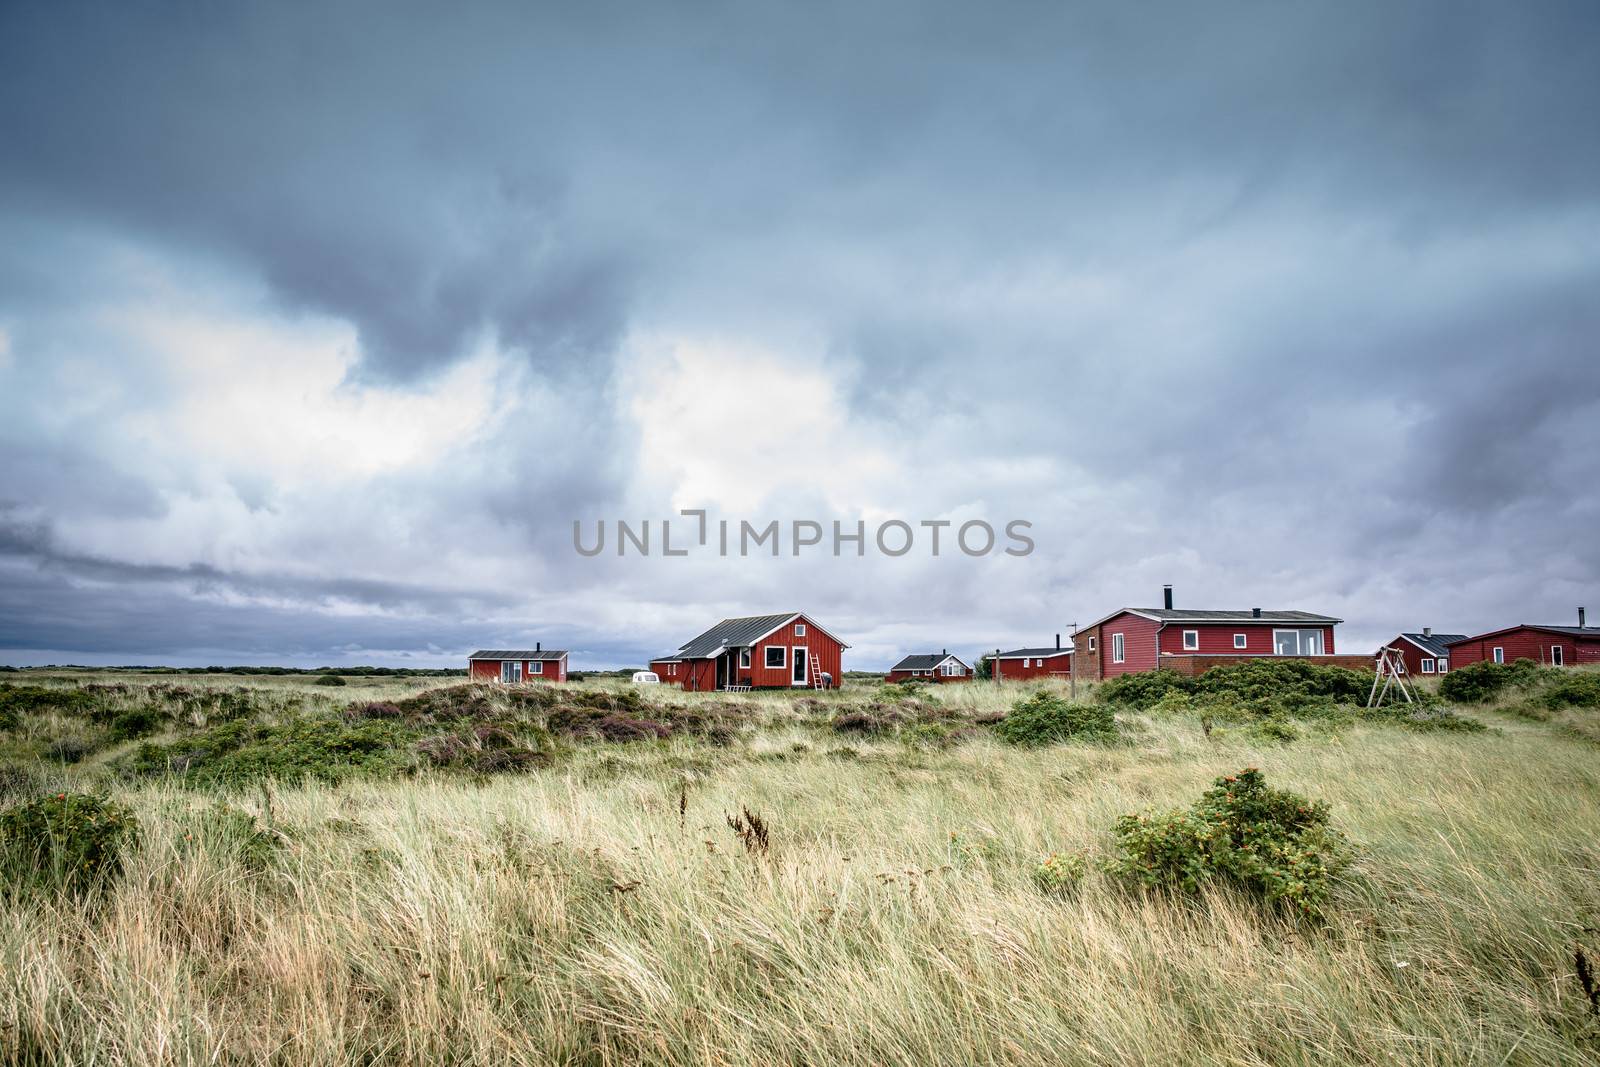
1096, 670, 1196, 709
127, 716, 414, 785
0, 792, 140, 899
0, 684, 95, 721
1542, 672, 1600, 710
109, 707, 163, 742
1106, 767, 1351, 919
993, 692, 1118, 746
1438, 659, 1550, 703
1033, 850, 1087, 895
313, 674, 347, 687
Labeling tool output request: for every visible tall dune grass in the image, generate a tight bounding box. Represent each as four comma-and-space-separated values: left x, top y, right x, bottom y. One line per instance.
1, 675, 1599, 1063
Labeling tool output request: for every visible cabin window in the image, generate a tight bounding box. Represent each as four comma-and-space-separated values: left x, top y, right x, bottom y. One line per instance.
1437, 659, 1448, 673
1420, 658, 1435, 674
739, 648, 751, 669
1233, 633, 1247, 649
1552, 645, 1565, 667
940, 661, 962, 676
1087, 636, 1096, 652
1182, 630, 1199, 651
1111, 633, 1125, 664
530, 661, 544, 674
795, 623, 806, 637
499, 661, 521, 683
1493, 647, 1505, 664
765, 646, 786, 669
1273, 629, 1325, 656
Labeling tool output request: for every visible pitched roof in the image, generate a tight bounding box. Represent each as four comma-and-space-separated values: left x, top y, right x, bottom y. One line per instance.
995, 646, 1072, 659
469, 649, 568, 661
674, 612, 851, 659
890, 653, 968, 671
1396, 632, 1468, 658
1081, 607, 1343, 630
1445, 624, 1600, 644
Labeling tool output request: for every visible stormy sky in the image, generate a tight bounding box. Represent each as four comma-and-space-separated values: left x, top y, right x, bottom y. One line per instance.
2, 1, 1597, 669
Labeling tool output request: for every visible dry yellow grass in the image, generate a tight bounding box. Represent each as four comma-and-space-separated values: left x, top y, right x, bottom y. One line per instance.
2, 673, 1599, 1064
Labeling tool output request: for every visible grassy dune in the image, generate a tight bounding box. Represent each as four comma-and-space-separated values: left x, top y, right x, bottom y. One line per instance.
2, 671, 1599, 1064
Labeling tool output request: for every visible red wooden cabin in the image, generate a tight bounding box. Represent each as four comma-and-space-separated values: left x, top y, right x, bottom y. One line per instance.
1073, 586, 1345, 680
991, 642, 1073, 681
652, 612, 847, 690
1382, 629, 1467, 676
887, 651, 972, 682
469, 645, 569, 682
1445, 610, 1600, 668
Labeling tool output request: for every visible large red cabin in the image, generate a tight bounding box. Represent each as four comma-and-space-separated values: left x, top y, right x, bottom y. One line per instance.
1074, 586, 1347, 680
468, 646, 569, 683
1446, 611, 1600, 668
887, 651, 972, 682
651, 612, 847, 691
991, 642, 1073, 681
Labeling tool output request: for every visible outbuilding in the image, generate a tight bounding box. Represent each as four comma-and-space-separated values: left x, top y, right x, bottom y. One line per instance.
991, 639, 1073, 681
468, 646, 569, 683
887, 651, 972, 682
1382, 629, 1467, 676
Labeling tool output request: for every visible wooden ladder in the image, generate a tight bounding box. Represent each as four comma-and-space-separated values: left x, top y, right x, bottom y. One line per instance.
808, 649, 826, 689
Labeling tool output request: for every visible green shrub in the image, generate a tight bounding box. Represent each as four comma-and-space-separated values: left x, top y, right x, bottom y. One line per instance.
1249, 717, 1300, 744
1096, 670, 1196, 709
127, 716, 414, 785
993, 692, 1118, 746
1106, 767, 1351, 919
0, 792, 140, 899
313, 674, 347, 687
1032, 850, 1087, 895
0, 684, 94, 719
109, 707, 163, 742
1438, 659, 1549, 703
1542, 672, 1600, 710
1193, 659, 1368, 706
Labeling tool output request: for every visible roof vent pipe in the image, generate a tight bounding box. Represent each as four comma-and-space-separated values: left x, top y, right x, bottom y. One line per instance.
1582, 607, 1588, 628
1055, 633, 1061, 650
1163, 585, 1173, 610
1252, 607, 1262, 619
1423, 627, 1432, 638
536, 641, 541, 652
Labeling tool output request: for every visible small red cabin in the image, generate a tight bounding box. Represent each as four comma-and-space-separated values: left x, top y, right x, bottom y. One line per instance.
652, 612, 847, 691
1446, 612, 1600, 669
991, 644, 1073, 681
469, 646, 569, 683
1074, 587, 1345, 680
887, 651, 972, 682
1382, 630, 1467, 676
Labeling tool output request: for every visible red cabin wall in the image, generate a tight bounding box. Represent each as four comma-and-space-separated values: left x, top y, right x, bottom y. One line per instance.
993, 653, 1071, 681
1099, 613, 1162, 678
1385, 638, 1450, 676
887, 666, 972, 683
748, 615, 843, 688
1449, 629, 1597, 668
1155, 623, 1334, 657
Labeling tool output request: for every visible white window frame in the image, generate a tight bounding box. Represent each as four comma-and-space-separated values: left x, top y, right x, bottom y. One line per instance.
1492, 646, 1504, 664
1087, 635, 1096, 653
500, 660, 522, 683
794, 623, 806, 637
1420, 658, 1434, 674
791, 646, 807, 686
1552, 645, 1564, 667
530, 660, 544, 674
1111, 633, 1125, 664
1437, 659, 1448, 674
1182, 630, 1199, 651
1022, 657, 1031, 668
739, 648, 751, 670
1233, 633, 1247, 649
765, 645, 786, 670
1272, 629, 1325, 656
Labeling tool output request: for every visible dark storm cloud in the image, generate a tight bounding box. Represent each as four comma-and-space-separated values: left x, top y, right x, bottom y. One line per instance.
1, 0, 1598, 663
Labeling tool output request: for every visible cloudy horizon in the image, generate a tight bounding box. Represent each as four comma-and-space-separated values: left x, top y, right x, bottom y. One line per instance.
2, 1, 1597, 670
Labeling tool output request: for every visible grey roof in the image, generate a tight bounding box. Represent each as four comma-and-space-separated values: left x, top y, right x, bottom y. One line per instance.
1081, 607, 1343, 630
891, 653, 968, 671
676, 612, 804, 659
995, 646, 1072, 659
1397, 632, 1468, 658
1537, 626, 1600, 638
469, 649, 568, 660
648, 653, 683, 663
